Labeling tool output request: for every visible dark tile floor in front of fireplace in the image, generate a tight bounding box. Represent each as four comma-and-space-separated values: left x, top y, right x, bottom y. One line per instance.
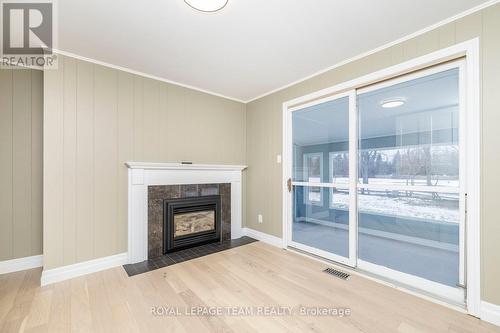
123, 236, 258, 277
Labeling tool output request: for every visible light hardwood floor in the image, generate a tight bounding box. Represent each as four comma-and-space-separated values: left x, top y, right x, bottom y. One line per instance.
1, 242, 499, 333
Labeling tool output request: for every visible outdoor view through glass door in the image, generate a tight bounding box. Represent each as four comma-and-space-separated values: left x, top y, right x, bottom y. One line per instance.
289, 61, 465, 303
291, 94, 353, 265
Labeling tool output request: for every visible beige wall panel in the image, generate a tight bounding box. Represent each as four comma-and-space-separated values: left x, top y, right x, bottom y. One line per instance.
245, 98, 273, 233
75, 61, 95, 263
401, 38, 419, 62
12, 70, 32, 259
269, 95, 284, 237
165, 84, 188, 162
184, 90, 209, 162
158, 83, 169, 162
455, 11, 483, 42
389, 44, 405, 64
0, 70, 13, 261
415, 29, 440, 55
31, 70, 43, 256
0, 68, 42, 262
188, 92, 218, 162
143, 78, 162, 161
44, 60, 65, 269
63, 57, 78, 265
117, 72, 135, 253
224, 100, 247, 164
481, 3, 500, 306
438, 23, 457, 48
133, 77, 144, 161
357, 49, 392, 75
93, 65, 119, 258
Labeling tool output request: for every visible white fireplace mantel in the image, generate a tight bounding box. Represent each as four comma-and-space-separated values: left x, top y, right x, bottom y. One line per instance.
126, 162, 247, 264
125, 162, 247, 171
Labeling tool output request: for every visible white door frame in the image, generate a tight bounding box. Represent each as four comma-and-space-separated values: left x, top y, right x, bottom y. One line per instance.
354, 59, 466, 306
285, 90, 357, 267
282, 38, 481, 316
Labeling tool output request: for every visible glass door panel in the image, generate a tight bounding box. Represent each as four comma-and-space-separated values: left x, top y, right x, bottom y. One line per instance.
291, 95, 351, 263
357, 189, 459, 287
292, 186, 349, 258
357, 66, 463, 291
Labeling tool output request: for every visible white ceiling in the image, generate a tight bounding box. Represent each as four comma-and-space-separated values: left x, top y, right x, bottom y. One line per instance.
58, 0, 491, 102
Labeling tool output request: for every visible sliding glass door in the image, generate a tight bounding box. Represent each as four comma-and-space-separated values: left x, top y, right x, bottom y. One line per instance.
290, 93, 355, 266
287, 60, 465, 303
356, 63, 464, 299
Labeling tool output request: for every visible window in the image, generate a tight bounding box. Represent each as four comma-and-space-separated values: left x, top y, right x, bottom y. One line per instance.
303, 152, 323, 205
329, 151, 349, 209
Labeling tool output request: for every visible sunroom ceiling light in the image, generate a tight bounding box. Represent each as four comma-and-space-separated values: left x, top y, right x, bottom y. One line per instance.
184, 0, 228, 12
380, 98, 406, 109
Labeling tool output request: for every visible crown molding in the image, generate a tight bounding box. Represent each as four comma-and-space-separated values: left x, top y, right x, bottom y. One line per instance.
53, 49, 246, 104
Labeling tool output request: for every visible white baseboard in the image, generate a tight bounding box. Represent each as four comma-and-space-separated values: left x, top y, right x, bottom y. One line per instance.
241, 227, 500, 328
0, 255, 43, 275
41, 253, 127, 286
242, 227, 283, 248
481, 301, 500, 327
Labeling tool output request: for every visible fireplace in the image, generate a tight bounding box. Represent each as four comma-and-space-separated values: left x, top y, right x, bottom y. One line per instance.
147, 183, 232, 259
163, 195, 221, 253
127, 163, 245, 264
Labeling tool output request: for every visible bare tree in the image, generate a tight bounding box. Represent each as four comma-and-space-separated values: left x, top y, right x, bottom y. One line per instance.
360, 150, 377, 194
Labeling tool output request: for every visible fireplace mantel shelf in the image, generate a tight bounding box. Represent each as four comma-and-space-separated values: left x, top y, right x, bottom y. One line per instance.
125, 162, 247, 171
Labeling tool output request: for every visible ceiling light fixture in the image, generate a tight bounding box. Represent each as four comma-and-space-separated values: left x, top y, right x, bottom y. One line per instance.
184, 0, 229, 13
380, 98, 406, 109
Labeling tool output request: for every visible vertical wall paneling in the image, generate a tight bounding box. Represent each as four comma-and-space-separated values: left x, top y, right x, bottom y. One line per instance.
12, 70, 32, 259
0, 68, 43, 262
43, 56, 246, 269
44, 60, 65, 268
117, 72, 134, 253
0, 70, 14, 261
75, 61, 95, 262
63, 57, 77, 265
31, 70, 43, 255
93, 66, 119, 257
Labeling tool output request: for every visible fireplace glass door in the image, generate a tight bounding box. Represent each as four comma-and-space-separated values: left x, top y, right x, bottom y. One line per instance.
164, 196, 221, 253
174, 210, 216, 238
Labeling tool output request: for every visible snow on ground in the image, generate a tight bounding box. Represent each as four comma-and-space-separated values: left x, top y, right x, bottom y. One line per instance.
302, 177, 460, 223
330, 191, 459, 224
330, 177, 459, 188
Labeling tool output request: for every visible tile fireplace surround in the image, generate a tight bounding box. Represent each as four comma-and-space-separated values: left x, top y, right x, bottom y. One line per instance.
148, 183, 231, 258
126, 162, 247, 264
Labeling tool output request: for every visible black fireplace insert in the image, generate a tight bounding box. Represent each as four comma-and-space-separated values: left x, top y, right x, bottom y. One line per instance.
163, 195, 221, 253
